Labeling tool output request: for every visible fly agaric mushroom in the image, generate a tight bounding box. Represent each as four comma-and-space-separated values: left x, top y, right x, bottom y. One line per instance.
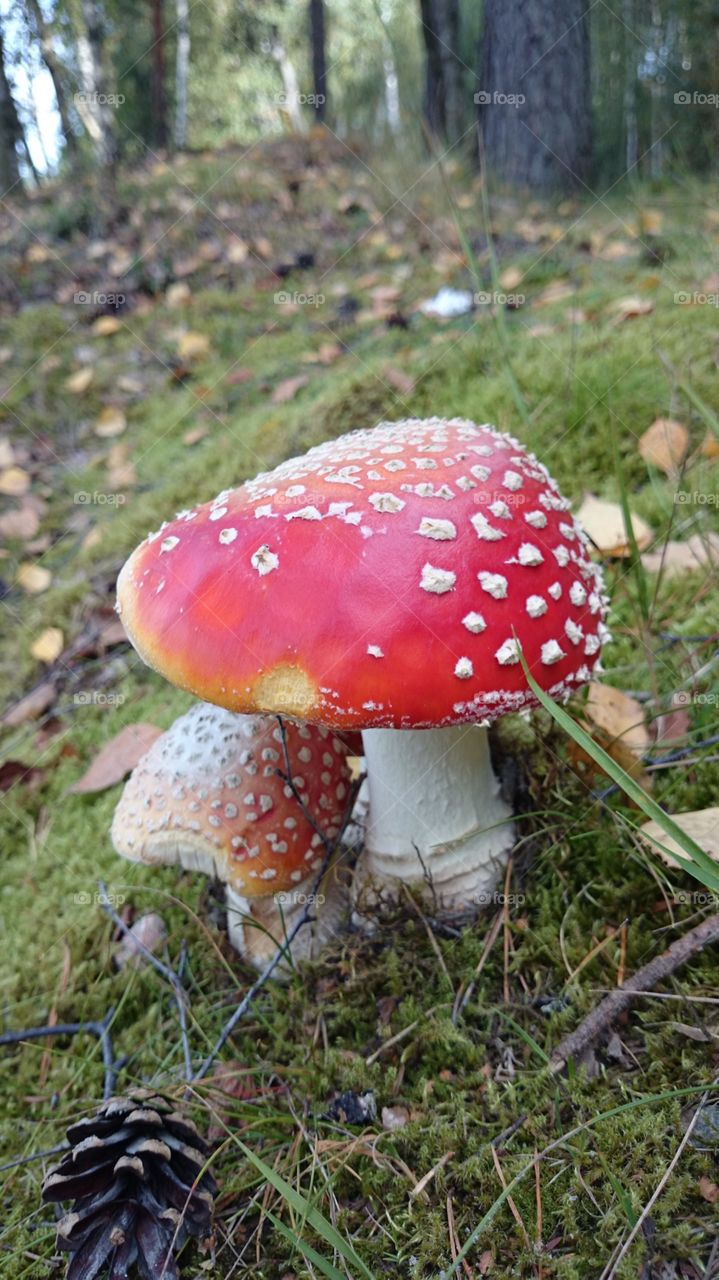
111, 702, 353, 969
116, 417, 609, 912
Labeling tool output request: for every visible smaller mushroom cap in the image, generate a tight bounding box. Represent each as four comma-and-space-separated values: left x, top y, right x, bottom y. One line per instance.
111, 703, 352, 896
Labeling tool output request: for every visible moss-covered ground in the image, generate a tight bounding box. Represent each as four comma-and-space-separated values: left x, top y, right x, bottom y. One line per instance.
1, 138, 719, 1278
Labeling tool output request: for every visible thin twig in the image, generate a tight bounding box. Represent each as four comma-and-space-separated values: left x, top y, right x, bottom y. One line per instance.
0, 1142, 69, 1173
98, 881, 193, 1084
0, 1009, 117, 1099
550, 913, 719, 1073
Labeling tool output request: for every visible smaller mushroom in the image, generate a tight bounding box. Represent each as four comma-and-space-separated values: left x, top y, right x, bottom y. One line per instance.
111, 702, 353, 971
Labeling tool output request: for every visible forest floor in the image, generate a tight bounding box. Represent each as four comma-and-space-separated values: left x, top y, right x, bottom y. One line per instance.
1, 133, 719, 1280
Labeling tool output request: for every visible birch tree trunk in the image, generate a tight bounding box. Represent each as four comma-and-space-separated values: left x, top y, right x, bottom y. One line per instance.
174, 0, 190, 149
23, 0, 79, 159
75, 0, 117, 170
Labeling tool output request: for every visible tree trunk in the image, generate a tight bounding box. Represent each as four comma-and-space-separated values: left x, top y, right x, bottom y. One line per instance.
75, 0, 117, 170
272, 39, 303, 131
0, 28, 22, 194
23, 0, 79, 159
622, 0, 638, 172
418, 0, 463, 143
478, 0, 593, 190
174, 0, 190, 149
308, 0, 326, 121
150, 0, 168, 147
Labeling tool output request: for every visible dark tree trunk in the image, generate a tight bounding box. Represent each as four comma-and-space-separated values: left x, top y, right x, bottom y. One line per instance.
478, 0, 592, 190
0, 29, 22, 193
150, 0, 168, 147
23, 0, 79, 159
309, 0, 326, 121
419, 0, 463, 143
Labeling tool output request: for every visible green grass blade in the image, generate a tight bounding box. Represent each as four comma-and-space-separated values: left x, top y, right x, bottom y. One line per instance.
516, 647, 719, 891
230, 1136, 375, 1279
266, 1210, 350, 1280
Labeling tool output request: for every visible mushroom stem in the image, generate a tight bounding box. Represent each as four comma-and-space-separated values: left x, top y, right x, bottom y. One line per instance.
226, 860, 349, 972
355, 724, 514, 909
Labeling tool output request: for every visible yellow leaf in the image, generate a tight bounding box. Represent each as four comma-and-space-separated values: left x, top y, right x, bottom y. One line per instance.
177, 331, 211, 362
585, 682, 649, 756
577, 495, 653, 557
65, 367, 94, 394
165, 281, 192, 308
639, 808, 719, 870
226, 238, 249, 264
639, 417, 689, 474
0, 466, 30, 496
612, 296, 654, 320
31, 627, 64, 664
499, 265, 523, 290
17, 563, 52, 594
94, 406, 127, 438
639, 209, 663, 236
92, 316, 122, 336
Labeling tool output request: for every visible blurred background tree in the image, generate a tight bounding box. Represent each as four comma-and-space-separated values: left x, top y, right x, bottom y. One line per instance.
0, 0, 716, 192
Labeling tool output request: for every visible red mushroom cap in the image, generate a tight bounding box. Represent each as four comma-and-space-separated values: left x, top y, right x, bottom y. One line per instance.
117, 418, 609, 729
111, 703, 352, 896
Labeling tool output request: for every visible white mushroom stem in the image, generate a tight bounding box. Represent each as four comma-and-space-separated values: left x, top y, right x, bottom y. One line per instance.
226, 861, 349, 973
353, 724, 514, 910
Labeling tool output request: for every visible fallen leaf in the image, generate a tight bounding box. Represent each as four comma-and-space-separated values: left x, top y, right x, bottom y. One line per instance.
577, 495, 653, 556
182, 426, 208, 446
225, 368, 253, 386
381, 1105, 410, 1130
226, 238, 249, 264
94, 406, 127, 438
0, 501, 41, 540
641, 532, 719, 578
581, 682, 651, 787
639, 209, 663, 236
700, 430, 719, 459
639, 418, 689, 474
114, 912, 168, 969
654, 703, 691, 746
271, 374, 309, 405
0, 760, 44, 791
699, 1177, 719, 1204
0, 437, 15, 467
92, 316, 122, 336
177, 331, 211, 362
383, 366, 415, 396
598, 239, 635, 261
639, 807, 719, 869
612, 296, 654, 320
2, 680, 56, 727
70, 723, 163, 794
31, 627, 64, 664
0, 466, 30, 496
499, 265, 523, 290
64, 367, 94, 394
17, 563, 52, 594
165, 281, 192, 308
534, 280, 575, 307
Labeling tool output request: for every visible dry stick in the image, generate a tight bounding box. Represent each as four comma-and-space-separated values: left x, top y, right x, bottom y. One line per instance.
0, 1009, 117, 1099
550, 912, 719, 1074
452, 909, 503, 1024
97, 882, 193, 1084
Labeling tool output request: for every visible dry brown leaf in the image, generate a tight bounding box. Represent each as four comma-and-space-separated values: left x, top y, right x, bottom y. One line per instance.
641, 532, 719, 578
177, 331, 211, 362
381, 1105, 410, 1130
165, 281, 192, 308
0, 501, 41, 540
31, 627, 64, 664
226, 238, 249, 264
0, 437, 14, 468
639, 209, 663, 236
92, 316, 122, 337
64, 367, 94, 394
2, 680, 56, 727
383, 366, 415, 396
94, 406, 127, 439
182, 426, 208, 446
0, 466, 30, 496
70, 723, 163, 794
114, 913, 168, 969
613, 296, 654, 321
699, 1177, 719, 1204
598, 239, 635, 261
577, 495, 653, 556
499, 265, 523, 290
639, 417, 689, 474
271, 374, 309, 405
700, 430, 719, 459
253, 236, 273, 259
639, 807, 719, 869
534, 280, 575, 307
17, 563, 52, 594
585, 683, 649, 756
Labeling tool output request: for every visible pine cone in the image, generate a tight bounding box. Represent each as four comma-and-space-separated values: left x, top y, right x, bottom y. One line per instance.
42, 1090, 216, 1280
